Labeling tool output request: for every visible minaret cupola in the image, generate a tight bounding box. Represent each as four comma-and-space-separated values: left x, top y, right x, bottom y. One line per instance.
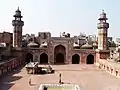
97, 10, 109, 29
13, 7, 22, 20
99, 10, 107, 20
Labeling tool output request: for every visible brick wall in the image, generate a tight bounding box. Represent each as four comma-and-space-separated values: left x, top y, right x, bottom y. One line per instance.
0, 57, 23, 76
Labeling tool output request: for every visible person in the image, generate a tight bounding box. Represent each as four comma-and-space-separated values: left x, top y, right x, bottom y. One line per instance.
59, 73, 61, 77
59, 73, 62, 84
29, 78, 31, 85
99, 65, 101, 69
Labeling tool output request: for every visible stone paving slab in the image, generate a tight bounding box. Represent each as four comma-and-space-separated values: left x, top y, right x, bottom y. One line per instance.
0, 65, 120, 90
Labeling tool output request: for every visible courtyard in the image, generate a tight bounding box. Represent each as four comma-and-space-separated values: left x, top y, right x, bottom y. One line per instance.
0, 64, 120, 90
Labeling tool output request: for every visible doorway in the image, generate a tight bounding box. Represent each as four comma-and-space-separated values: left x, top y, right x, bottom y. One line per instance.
26, 53, 33, 64
72, 54, 80, 64
40, 53, 48, 64
86, 54, 94, 64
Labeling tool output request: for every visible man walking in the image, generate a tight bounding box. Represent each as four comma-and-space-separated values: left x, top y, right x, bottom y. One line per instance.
59, 73, 62, 84
29, 78, 31, 85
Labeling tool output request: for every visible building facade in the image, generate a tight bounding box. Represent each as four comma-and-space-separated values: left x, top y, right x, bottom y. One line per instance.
0, 8, 111, 65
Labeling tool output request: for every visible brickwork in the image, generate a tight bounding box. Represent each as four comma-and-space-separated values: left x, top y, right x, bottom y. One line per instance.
0, 57, 23, 76
12, 8, 24, 47
0, 9, 114, 73
0, 32, 13, 44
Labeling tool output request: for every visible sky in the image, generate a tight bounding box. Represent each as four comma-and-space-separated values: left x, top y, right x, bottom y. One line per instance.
0, 0, 120, 40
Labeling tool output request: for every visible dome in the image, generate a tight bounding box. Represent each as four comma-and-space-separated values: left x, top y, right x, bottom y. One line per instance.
40, 42, 47, 47
117, 45, 120, 52
118, 45, 120, 49
81, 43, 93, 49
93, 42, 98, 47
73, 43, 79, 47
16, 7, 21, 13
27, 42, 39, 47
14, 7, 22, 18
98, 10, 107, 20
101, 10, 106, 15
0, 43, 6, 47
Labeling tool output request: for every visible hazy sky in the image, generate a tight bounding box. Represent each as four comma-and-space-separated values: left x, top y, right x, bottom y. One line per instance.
0, 0, 119, 39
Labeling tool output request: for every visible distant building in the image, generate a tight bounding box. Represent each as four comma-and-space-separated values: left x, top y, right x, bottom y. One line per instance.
116, 38, 120, 45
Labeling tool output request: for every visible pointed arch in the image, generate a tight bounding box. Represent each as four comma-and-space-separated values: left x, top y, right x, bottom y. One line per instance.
72, 54, 80, 64
26, 53, 33, 64
40, 53, 48, 64
54, 45, 66, 64
86, 54, 94, 64
56, 53, 64, 63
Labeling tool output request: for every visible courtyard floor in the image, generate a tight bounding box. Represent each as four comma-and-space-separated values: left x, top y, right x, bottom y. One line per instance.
0, 64, 120, 90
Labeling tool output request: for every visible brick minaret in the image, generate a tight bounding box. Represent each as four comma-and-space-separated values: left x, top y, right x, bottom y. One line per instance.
97, 10, 109, 50
96, 10, 110, 60
12, 7, 24, 47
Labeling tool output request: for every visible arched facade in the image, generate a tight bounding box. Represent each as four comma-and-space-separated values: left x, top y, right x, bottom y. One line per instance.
40, 53, 48, 64
72, 54, 80, 64
26, 53, 33, 64
5, 8, 109, 67
54, 45, 66, 64
86, 54, 94, 64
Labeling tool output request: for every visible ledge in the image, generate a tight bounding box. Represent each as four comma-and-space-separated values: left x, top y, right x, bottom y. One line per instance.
39, 84, 81, 90
98, 59, 120, 78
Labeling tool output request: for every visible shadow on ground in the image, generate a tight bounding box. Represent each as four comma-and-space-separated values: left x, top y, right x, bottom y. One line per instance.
0, 66, 24, 90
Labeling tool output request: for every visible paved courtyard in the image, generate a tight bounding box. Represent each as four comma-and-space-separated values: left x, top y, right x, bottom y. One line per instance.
0, 64, 120, 90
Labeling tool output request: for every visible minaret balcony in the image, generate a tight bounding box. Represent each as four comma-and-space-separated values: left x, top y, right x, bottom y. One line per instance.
12, 20, 24, 26
97, 23, 109, 29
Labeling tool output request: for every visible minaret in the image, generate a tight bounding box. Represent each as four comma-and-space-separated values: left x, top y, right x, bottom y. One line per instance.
12, 7, 24, 47
97, 10, 109, 50
96, 10, 110, 60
